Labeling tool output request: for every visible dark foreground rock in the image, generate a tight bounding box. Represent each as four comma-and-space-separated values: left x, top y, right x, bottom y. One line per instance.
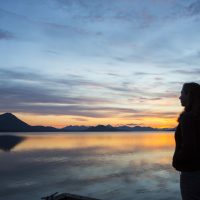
41, 192, 101, 200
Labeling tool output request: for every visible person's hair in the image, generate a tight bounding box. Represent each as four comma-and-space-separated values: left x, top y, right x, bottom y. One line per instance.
178, 82, 200, 121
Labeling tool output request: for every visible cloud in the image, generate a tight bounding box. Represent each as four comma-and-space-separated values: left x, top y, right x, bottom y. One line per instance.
172, 68, 200, 75
0, 8, 31, 22
184, 1, 200, 16
139, 97, 162, 101
70, 117, 88, 122
0, 66, 180, 119
125, 123, 142, 126
105, 72, 120, 77
1, 0, 198, 71
0, 102, 143, 118
54, 0, 157, 28
0, 68, 147, 117
0, 67, 151, 97
134, 72, 160, 76
43, 22, 91, 38
0, 68, 111, 116
123, 111, 178, 119
0, 29, 14, 40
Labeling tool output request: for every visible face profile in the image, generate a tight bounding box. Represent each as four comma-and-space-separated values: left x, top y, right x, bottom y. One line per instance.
179, 87, 189, 107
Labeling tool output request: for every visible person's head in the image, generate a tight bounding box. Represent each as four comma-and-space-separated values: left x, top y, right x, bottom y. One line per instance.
179, 82, 200, 117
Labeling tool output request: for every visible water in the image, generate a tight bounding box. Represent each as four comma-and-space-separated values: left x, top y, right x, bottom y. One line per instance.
0, 132, 180, 200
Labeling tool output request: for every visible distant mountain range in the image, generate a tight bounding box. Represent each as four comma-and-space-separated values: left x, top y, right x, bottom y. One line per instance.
0, 113, 175, 132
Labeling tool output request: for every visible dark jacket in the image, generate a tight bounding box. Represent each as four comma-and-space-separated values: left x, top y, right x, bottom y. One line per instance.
172, 113, 200, 171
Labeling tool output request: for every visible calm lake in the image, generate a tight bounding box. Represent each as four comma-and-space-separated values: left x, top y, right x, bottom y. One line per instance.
0, 132, 180, 200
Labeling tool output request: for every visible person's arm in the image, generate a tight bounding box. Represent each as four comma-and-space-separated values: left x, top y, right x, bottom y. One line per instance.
176, 114, 197, 161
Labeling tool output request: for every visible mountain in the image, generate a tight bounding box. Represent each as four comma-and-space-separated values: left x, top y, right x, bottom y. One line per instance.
116, 125, 157, 131
159, 127, 176, 131
62, 125, 175, 132
61, 125, 89, 131
0, 113, 58, 132
85, 125, 119, 132
30, 126, 58, 132
0, 113, 31, 131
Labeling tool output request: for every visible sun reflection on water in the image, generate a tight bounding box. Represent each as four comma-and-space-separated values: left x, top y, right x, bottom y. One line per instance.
11, 132, 174, 153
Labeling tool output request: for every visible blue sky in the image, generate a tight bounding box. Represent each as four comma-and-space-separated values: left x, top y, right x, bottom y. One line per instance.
0, 0, 200, 127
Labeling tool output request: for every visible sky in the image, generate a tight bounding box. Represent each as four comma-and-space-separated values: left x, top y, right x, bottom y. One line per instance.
0, 0, 200, 128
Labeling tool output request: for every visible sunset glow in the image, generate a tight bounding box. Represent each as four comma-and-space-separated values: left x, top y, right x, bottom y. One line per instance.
15, 112, 179, 128
0, 0, 199, 128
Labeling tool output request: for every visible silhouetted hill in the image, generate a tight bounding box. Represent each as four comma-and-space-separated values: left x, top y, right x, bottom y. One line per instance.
85, 125, 119, 132
0, 113, 31, 131
116, 125, 157, 131
0, 113, 58, 132
61, 125, 89, 131
31, 126, 58, 132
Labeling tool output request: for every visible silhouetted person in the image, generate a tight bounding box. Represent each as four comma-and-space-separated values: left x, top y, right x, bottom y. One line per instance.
173, 82, 200, 200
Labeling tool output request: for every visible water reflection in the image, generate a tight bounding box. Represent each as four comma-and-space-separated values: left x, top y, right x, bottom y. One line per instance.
10, 133, 174, 153
0, 135, 25, 152
0, 132, 179, 200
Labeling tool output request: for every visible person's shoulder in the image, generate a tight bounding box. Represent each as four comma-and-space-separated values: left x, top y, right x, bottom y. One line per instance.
182, 112, 193, 118
179, 112, 194, 123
